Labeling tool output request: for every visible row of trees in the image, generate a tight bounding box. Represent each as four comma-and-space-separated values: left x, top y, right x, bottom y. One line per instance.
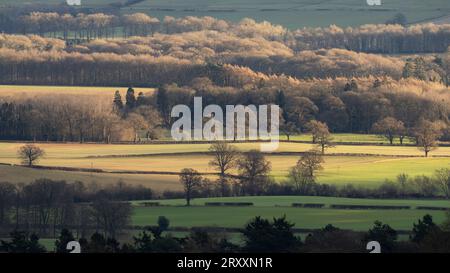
293, 23, 450, 54
177, 166, 450, 200
2, 11, 450, 54
2, 214, 450, 253
0, 32, 448, 84
180, 145, 273, 202
1, 76, 449, 143
154, 80, 450, 138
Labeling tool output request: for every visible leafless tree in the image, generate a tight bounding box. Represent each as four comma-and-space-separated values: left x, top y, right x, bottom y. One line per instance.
209, 142, 239, 196
413, 119, 445, 157
179, 168, 203, 206
17, 144, 45, 167
237, 150, 271, 195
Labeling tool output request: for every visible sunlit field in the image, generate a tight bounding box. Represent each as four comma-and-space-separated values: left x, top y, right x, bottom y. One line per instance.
0, 85, 154, 99
1, 141, 450, 188
2, 142, 450, 158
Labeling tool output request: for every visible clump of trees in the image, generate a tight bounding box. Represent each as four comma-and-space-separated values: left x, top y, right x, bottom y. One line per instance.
0, 179, 152, 238
372, 117, 406, 145
0, 90, 162, 142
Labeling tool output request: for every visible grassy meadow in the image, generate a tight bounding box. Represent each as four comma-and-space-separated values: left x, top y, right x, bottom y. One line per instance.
131, 195, 450, 231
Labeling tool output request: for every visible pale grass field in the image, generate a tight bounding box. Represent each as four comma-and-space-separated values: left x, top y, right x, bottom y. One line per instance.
0, 85, 155, 99
1, 142, 450, 159
0, 165, 182, 191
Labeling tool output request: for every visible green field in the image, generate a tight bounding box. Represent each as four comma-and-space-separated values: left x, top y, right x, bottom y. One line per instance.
2, 0, 449, 28
131, 197, 450, 231
135, 196, 450, 208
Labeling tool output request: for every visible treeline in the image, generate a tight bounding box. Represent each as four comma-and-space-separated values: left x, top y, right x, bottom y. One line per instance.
0, 179, 153, 238
2, 214, 450, 253
0, 33, 448, 85
1, 12, 449, 54
293, 24, 450, 54
0, 91, 162, 142
0, 34, 416, 84
1, 74, 449, 141
164, 170, 450, 201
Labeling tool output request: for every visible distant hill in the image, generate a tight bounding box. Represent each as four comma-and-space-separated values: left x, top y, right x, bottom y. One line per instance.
1, 0, 449, 28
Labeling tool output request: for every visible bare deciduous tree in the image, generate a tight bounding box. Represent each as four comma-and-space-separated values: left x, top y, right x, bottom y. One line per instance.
306, 120, 335, 154
372, 117, 406, 145
209, 142, 239, 196
91, 198, 132, 239
237, 150, 271, 195
17, 144, 45, 167
179, 168, 203, 206
413, 119, 445, 157
434, 168, 450, 199
296, 150, 324, 178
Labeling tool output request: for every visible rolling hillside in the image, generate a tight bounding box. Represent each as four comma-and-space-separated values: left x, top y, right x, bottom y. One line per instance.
2, 0, 449, 28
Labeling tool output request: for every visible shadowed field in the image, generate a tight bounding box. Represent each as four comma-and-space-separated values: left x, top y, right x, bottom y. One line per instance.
131, 195, 449, 230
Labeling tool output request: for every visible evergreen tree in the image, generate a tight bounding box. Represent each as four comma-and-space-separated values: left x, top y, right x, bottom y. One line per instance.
275, 90, 287, 121
113, 90, 123, 111
55, 229, 76, 253
0, 231, 46, 253
156, 86, 170, 126
364, 221, 397, 252
242, 216, 301, 252
136, 92, 146, 106
410, 214, 438, 243
125, 87, 136, 109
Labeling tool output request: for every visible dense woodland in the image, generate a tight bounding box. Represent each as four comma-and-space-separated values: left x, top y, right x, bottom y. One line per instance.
1, 74, 450, 141
0, 14, 448, 142
0, 24, 449, 85
0, 12, 449, 54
